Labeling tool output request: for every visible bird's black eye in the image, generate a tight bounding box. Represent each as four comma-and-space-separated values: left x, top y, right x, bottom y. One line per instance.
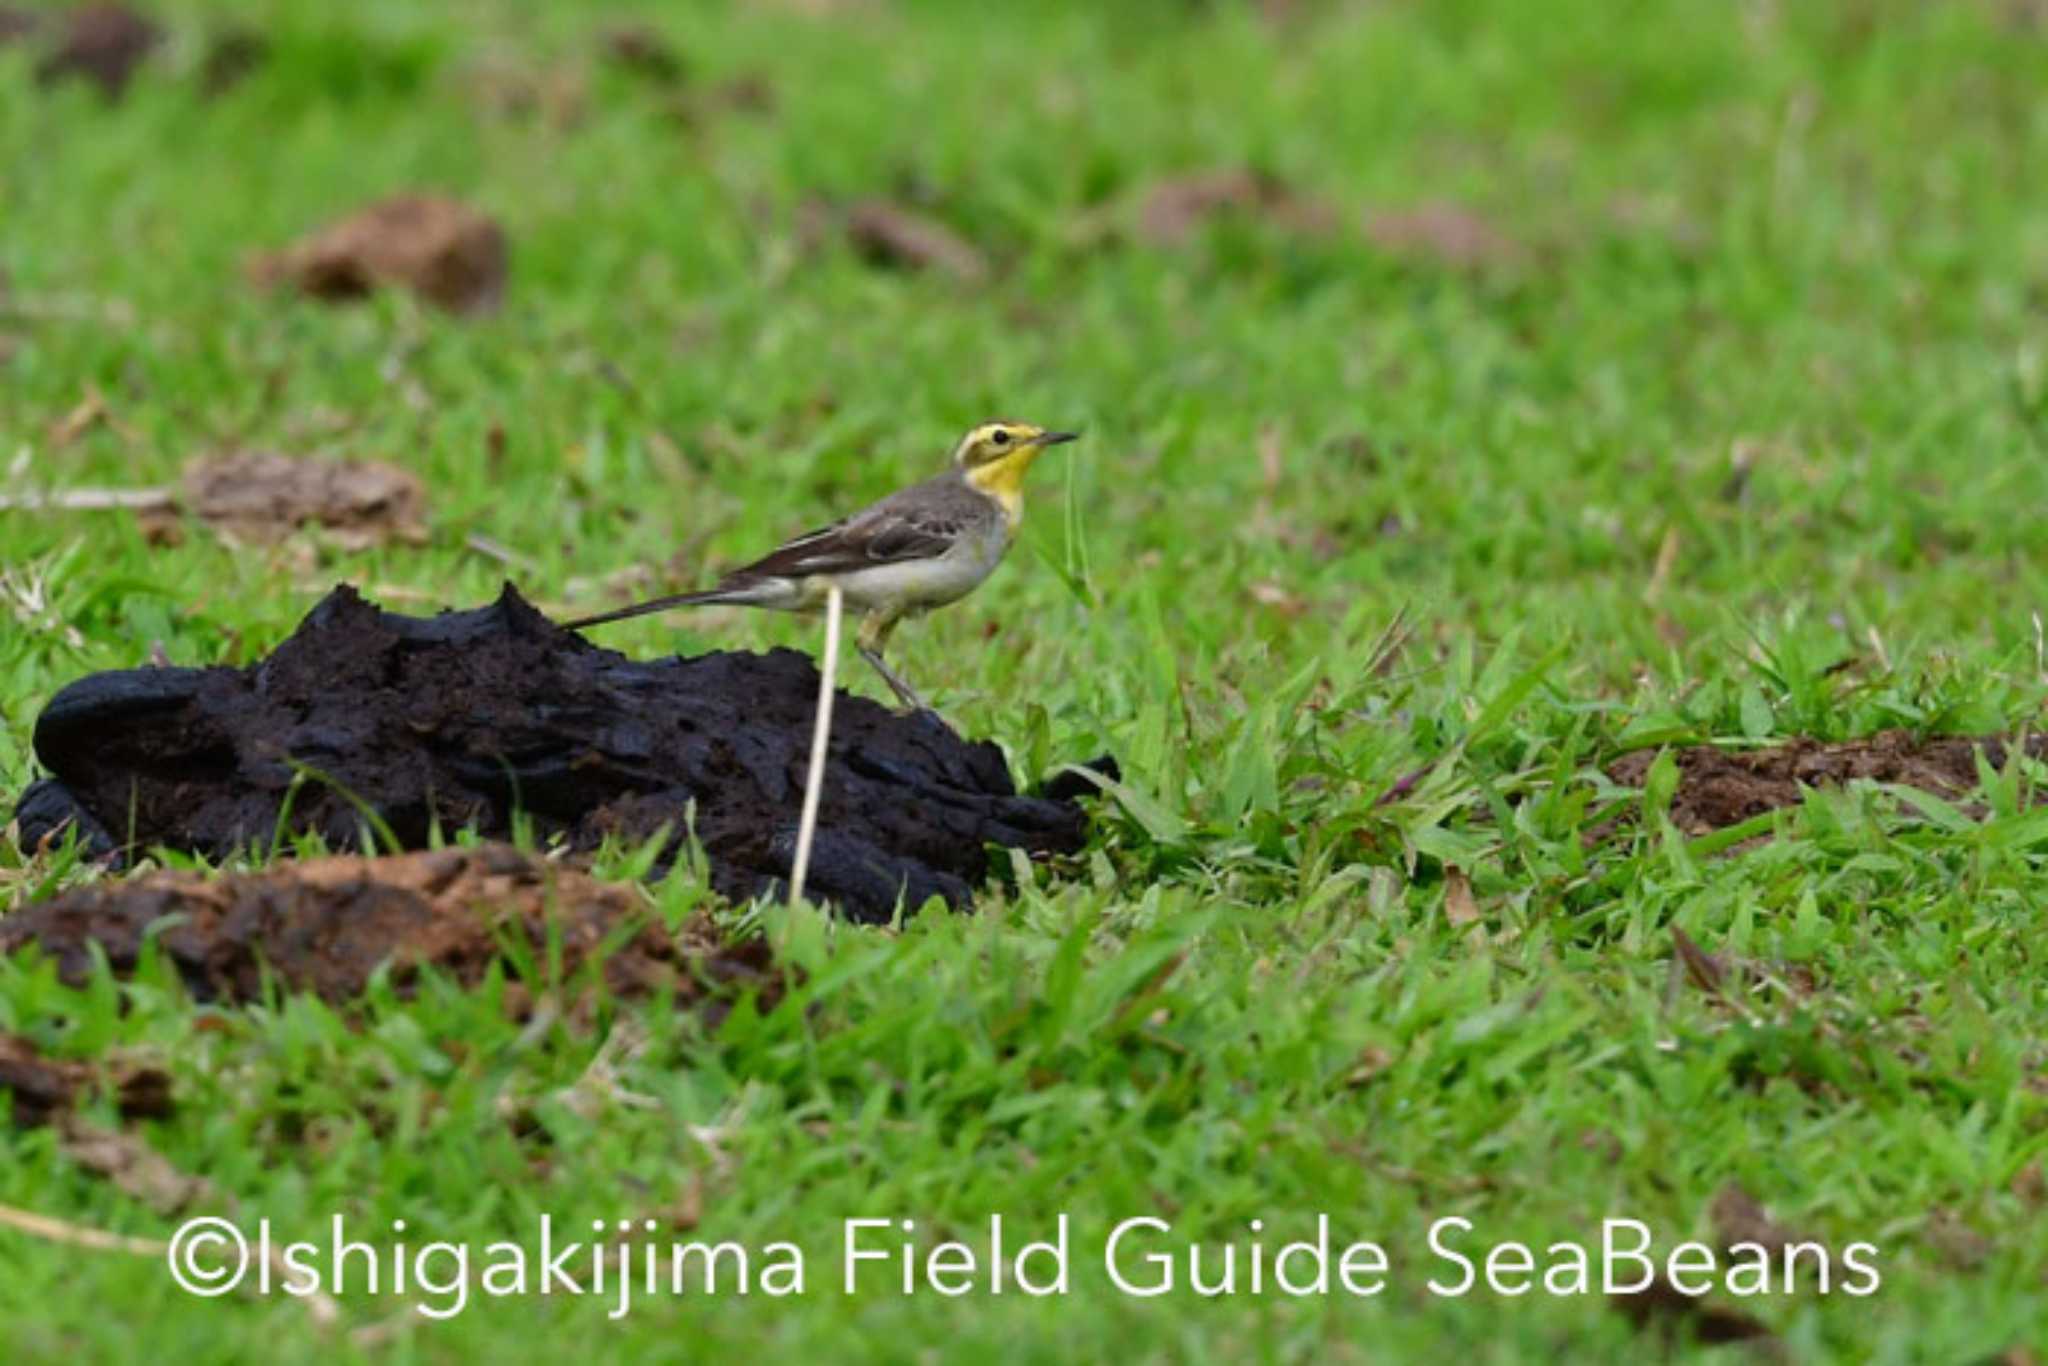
990, 429, 1010, 447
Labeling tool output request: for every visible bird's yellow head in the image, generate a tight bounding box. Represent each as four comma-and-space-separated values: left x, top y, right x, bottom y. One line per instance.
953, 421, 1080, 519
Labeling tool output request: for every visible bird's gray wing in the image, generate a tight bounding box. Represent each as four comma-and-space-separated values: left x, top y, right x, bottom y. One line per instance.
729, 488, 974, 580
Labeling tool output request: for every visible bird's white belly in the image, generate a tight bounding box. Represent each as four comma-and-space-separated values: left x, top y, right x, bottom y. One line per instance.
821, 524, 1009, 614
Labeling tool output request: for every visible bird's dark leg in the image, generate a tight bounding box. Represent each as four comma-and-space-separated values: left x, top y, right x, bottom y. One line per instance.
856, 611, 926, 711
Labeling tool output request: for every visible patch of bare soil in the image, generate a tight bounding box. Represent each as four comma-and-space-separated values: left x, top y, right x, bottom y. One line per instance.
1607, 731, 2048, 834
1133, 168, 1339, 246
250, 194, 508, 315
0, 1034, 172, 1128
2, 451, 427, 550
179, 451, 427, 548
1121, 168, 1517, 272
1, 1036, 216, 1214
0, 845, 778, 1011
12, 585, 1105, 922
841, 199, 990, 282
32, 4, 159, 98
1363, 201, 1520, 270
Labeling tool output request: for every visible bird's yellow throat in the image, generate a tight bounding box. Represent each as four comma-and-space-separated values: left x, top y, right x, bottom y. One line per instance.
963, 446, 1042, 526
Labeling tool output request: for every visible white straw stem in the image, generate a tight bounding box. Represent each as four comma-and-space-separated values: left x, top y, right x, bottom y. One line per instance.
789, 585, 843, 908
0, 487, 175, 512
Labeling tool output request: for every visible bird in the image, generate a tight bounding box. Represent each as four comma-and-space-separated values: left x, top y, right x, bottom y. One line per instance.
562, 421, 1081, 710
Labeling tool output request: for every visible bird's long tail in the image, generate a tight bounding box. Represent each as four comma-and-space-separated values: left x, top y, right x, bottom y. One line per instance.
560, 588, 733, 631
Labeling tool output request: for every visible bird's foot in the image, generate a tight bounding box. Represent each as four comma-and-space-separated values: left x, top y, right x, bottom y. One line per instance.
858, 645, 930, 713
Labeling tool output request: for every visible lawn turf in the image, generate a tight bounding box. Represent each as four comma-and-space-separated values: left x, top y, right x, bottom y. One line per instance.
5, 0, 2048, 1359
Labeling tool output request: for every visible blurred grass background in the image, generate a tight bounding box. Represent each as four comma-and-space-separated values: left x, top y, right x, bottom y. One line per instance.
6, 0, 2048, 708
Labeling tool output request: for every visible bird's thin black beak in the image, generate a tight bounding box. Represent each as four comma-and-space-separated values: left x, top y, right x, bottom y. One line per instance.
1035, 430, 1081, 447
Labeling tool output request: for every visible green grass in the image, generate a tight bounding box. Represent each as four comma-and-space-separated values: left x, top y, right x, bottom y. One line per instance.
6, 0, 2048, 1358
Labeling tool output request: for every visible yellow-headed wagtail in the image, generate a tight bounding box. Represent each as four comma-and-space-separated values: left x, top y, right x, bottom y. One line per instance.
563, 421, 1080, 710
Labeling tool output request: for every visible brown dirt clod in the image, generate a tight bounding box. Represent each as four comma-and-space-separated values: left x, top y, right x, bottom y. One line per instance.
0, 845, 778, 1012
1709, 1183, 1806, 1257
33, 4, 159, 98
1607, 731, 2048, 834
1363, 202, 1518, 270
179, 451, 428, 548
0, 1034, 173, 1128
842, 200, 990, 282
1134, 168, 1339, 247
250, 194, 509, 315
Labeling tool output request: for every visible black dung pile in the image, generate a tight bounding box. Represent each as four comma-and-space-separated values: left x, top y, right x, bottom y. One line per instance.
12, 585, 1108, 922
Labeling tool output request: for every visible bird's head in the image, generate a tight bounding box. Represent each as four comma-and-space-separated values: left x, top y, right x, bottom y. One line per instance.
952, 422, 1080, 500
